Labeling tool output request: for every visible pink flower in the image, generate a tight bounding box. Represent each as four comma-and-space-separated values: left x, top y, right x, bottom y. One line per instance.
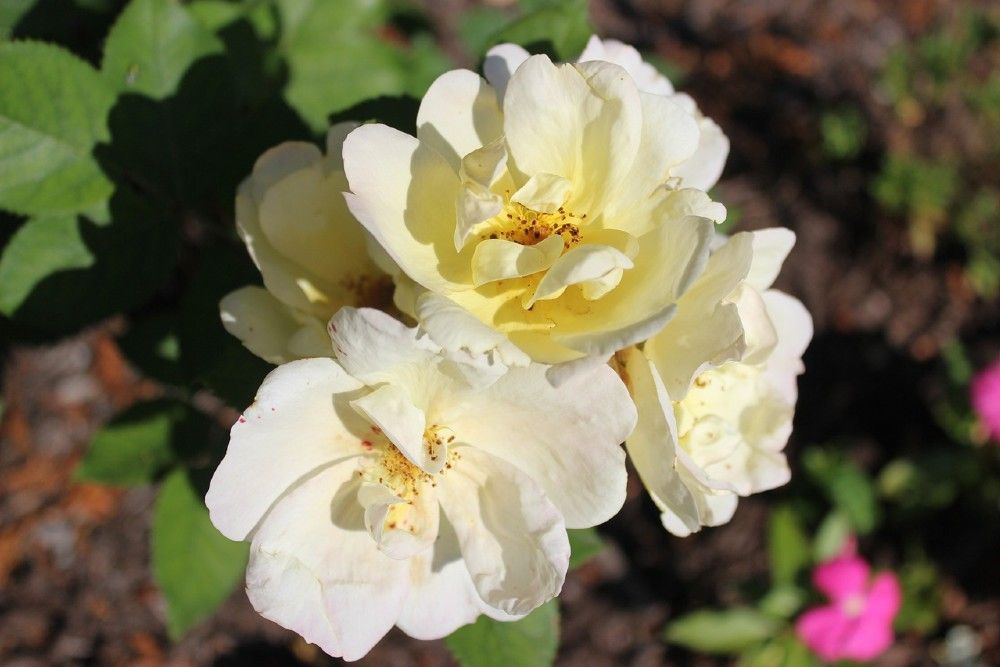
971, 359, 1000, 441
795, 541, 902, 662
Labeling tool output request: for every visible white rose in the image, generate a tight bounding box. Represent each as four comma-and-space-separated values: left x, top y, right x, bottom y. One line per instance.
206, 307, 635, 660
620, 229, 813, 536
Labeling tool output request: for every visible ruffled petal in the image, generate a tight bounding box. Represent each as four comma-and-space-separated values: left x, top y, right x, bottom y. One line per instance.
396, 516, 524, 639
643, 232, 756, 400
621, 347, 702, 536
437, 446, 569, 615
576, 35, 674, 95
350, 384, 434, 472
416, 69, 503, 171
503, 56, 643, 218
245, 461, 409, 661
601, 94, 702, 232
483, 43, 530, 100
328, 307, 439, 386
761, 290, 812, 404
414, 291, 531, 375
672, 111, 729, 191
745, 227, 796, 291
472, 235, 564, 287
549, 215, 714, 359
456, 182, 504, 251
343, 124, 470, 292
220, 286, 331, 364
448, 360, 632, 528
357, 479, 439, 560
511, 173, 573, 213
206, 358, 367, 541
526, 244, 634, 307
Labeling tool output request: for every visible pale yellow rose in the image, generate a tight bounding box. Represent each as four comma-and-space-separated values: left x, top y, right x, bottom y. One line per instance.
220, 124, 395, 363
343, 56, 722, 376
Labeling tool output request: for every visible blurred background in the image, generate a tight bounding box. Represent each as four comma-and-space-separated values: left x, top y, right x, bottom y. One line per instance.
0, 0, 997, 665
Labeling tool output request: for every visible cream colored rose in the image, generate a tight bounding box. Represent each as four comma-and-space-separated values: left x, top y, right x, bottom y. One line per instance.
485, 35, 730, 192
220, 123, 394, 364
343, 55, 721, 377
621, 229, 813, 535
207, 308, 635, 659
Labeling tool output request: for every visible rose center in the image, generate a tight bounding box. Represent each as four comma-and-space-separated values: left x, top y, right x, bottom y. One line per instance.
360, 424, 461, 502
481, 201, 585, 250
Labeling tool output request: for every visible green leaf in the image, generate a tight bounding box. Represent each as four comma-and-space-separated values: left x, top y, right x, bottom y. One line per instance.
665, 608, 780, 655
802, 448, 879, 534
187, 0, 247, 32
768, 505, 811, 585
3, 1, 122, 63
820, 107, 867, 160
102, 0, 224, 99
401, 33, 452, 98
0, 0, 36, 38
757, 585, 806, 620
0, 193, 176, 332
118, 313, 184, 386
99, 10, 310, 209
737, 633, 819, 667
0, 214, 93, 317
0, 41, 115, 215
179, 245, 272, 409
152, 468, 248, 638
276, 0, 407, 131
493, 0, 592, 61
894, 558, 940, 634
811, 510, 852, 562
446, 599, 559, 667
568, 527, 604, 569
78, 400, 183, 485
458, 6, 513, 57
76, 399, 214, 485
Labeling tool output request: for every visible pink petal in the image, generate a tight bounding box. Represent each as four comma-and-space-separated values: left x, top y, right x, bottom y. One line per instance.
839, 616, 895, 661
971, 360, 1000, 439
795, 605, 853, 662
813, 554, 869, 601
863, 571, 902, 621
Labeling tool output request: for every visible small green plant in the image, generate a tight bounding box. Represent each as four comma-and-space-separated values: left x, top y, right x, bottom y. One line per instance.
872, 156, 958, 257
820, 107, 867, 160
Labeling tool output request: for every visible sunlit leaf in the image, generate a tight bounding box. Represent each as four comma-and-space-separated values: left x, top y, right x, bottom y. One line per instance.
665, 607, 780, 655
446, 600, 559, 667
102, 0, 224, 99
77, 399, 215, 486
0, 41, 115, 215
152, 468, 248, 638
568, 527, 604, 569
768, 504, 811, 585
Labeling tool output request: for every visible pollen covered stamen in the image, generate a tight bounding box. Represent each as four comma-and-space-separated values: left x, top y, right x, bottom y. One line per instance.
357, 427, 462, 546
423, 423, 454, 465
482, 198, 585, 250
359, 424, 461, 501
364, 444, 431, 503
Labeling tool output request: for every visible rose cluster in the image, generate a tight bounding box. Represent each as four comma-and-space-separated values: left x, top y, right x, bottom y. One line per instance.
207, 36, 813, 660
